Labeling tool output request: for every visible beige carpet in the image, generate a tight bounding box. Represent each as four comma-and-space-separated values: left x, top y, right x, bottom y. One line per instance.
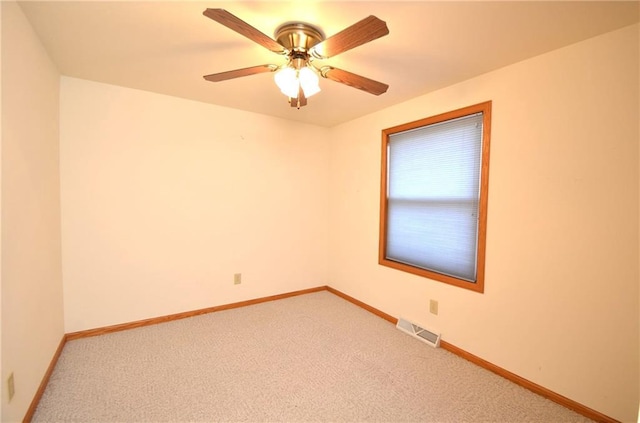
33, 291, 593, 422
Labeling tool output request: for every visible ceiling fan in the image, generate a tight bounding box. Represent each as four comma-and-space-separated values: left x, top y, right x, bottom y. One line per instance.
202, 9, 389, 108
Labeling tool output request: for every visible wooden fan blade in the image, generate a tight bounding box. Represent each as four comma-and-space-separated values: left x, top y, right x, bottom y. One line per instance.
203, 65, 277, 82
310, 16, 389, 59
321, 66, 388, 95
203, 9, 285, 54
290, 87, 308, 108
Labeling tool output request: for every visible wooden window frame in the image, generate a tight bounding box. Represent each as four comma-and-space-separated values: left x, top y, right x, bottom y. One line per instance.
379, 101, 492, 293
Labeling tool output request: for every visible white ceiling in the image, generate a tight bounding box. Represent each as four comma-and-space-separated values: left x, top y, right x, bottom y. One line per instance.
18, 1, 639, 127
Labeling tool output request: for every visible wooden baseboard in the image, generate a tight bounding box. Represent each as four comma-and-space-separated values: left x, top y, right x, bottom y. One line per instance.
438, 341, 619, 423
327, 286, 619, 423
326, 286, 398, 324
66, 286, 327, 340
26, 286, 619, 423
23, 335, 67, 423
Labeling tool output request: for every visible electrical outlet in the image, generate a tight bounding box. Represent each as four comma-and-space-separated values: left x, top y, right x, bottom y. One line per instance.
429, 299, 439, 315
233, 273, 242, 285
7, 373, 15, 402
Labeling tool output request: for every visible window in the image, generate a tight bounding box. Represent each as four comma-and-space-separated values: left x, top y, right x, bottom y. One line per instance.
379, 102, 492, 293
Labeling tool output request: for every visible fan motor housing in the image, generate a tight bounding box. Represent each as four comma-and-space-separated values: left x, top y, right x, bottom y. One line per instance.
275, 23, 324, 52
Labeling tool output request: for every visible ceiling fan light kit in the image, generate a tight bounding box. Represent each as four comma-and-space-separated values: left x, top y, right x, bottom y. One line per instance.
202, 8, 389, 109
279, 68, 320, 97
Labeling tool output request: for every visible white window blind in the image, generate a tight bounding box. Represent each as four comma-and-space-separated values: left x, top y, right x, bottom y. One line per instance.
386, 112, 484, 282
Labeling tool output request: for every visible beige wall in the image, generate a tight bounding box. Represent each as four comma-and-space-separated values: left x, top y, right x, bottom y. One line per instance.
60, 78, 330, 333
1, 2, 65, 422
329, 24, 639, 422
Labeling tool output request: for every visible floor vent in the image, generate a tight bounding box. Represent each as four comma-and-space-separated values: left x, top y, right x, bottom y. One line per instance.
396, 317, 441, 348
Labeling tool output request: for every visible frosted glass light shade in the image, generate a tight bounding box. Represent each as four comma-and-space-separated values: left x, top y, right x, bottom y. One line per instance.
298, 67, 321, 97
274, 67, 299, 98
